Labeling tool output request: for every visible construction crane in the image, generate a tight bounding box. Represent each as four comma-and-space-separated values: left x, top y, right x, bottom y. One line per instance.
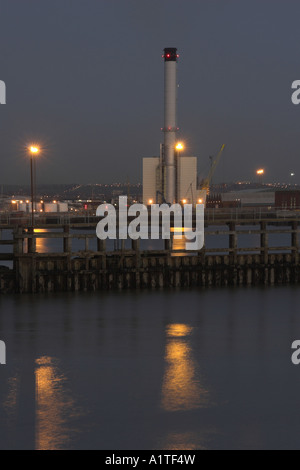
183, 182, 195, 206
199, 144, 226, 193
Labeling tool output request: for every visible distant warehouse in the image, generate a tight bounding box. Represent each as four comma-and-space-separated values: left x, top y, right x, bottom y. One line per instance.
220, 189, 275, 208
275, 189, 300, 209
216, 189, 300, 209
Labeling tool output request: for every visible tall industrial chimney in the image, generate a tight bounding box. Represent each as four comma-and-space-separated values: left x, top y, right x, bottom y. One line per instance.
163, 47, 178, 204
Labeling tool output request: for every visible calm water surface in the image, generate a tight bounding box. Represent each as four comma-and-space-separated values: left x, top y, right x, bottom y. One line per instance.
0, 286, 300, 450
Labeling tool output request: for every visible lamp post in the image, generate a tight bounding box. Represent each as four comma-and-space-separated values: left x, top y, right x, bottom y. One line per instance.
291, 172, 295, 187
29, 145, 39, 229
256, 168, 265, 186
175, 142, 184, 203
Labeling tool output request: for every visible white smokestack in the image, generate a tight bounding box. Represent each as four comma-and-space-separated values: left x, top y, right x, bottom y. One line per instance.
163, 48, 178, 204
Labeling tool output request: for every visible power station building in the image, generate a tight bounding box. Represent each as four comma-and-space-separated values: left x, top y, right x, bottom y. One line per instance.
143, 48, 204, 206
143, 154, 198, 205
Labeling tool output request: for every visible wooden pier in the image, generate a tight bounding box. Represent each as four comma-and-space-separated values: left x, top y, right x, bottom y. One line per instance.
0, 214, 300, 293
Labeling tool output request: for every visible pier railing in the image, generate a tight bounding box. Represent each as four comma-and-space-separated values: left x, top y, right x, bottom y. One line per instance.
0, 218, 297, 262
1, 207, 300, 228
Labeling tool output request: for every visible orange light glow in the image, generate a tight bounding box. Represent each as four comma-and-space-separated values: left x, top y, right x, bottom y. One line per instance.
256, 169, 265, 175
35, 356, 82, 450
175, 142, 184, 151
161, 323, 210, 413
29, 146, 40, 154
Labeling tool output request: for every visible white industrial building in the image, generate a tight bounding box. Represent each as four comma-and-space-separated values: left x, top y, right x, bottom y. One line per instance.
143, 157, 160, 205
143, 155, 199, 205
177, 156, 197, 203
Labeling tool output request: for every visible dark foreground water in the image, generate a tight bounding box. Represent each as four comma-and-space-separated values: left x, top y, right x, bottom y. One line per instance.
0, 286, 300, 450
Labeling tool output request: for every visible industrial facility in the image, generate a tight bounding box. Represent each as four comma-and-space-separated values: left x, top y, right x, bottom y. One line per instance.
10, 199, 69, 213
142, 48, 223, 207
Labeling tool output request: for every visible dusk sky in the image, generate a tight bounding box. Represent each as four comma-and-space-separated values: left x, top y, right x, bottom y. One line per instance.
1, 0, 300, 185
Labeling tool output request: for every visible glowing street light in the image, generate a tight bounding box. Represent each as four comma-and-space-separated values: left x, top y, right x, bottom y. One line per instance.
256, 169, 265, 186
28, 145, 40, 229
175, 142, 184, 151
290, 172, 296, 186
30, 146, 39, 154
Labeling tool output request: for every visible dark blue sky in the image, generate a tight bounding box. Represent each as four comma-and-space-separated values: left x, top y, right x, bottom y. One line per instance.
1, 0, 299, 184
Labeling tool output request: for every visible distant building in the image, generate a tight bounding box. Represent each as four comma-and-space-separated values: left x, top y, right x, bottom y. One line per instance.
11, 200, 69, 213
143, 157, 159, 205
206, 194, 224, 209
142, 155, 200, 206
275, 190, 300, 209
177, 156, 197, 204
221, 189, 275, 207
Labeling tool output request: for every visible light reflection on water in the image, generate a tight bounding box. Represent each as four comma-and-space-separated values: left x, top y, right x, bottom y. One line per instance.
3, 373, 20, 426
161, 324, 210, 413
2, 357, 84, 450
158, 432, 208, 451
34, 229, 62, 254
35, 356, 83, 450
160, 323, 211, 450
34, 229, 49, 254
171, 237, 188, 256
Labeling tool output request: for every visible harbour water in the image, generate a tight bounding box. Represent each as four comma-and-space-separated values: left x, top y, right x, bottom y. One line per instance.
0, 286, 300, 450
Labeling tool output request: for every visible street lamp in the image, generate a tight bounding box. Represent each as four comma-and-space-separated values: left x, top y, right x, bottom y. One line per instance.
175, 142, 184, 152
175, 143, 184, 202
29, 146, 40, 228
256, 168, 265, 186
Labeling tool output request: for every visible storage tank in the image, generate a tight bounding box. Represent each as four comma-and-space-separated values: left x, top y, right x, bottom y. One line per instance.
18, 202, 44, 212
44, 203, 58, 213
58, 203, 68, 213
18, 203, 28, 213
